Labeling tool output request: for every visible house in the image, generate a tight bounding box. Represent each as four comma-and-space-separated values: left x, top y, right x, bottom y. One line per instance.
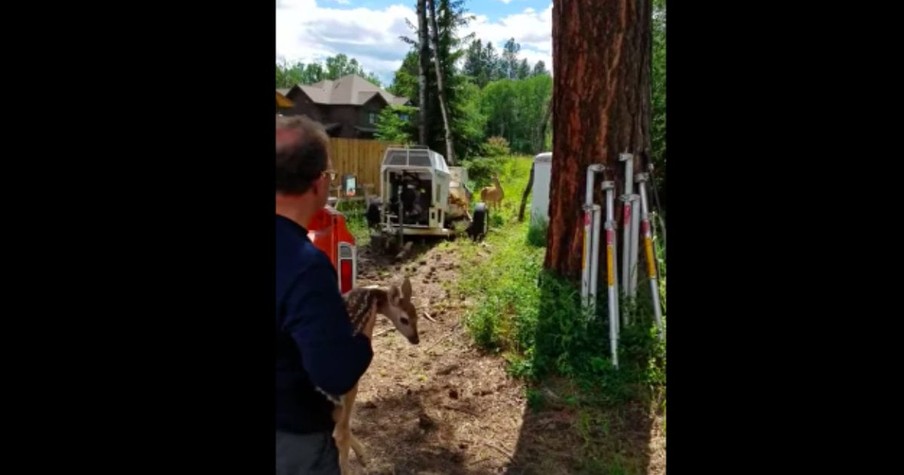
276, 90, 293, 111
278, 74, 412, 139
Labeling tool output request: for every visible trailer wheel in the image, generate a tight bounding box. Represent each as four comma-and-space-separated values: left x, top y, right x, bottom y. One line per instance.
370, 232, 384, 250
468, 203, 489, 242
366, 201, 382, 228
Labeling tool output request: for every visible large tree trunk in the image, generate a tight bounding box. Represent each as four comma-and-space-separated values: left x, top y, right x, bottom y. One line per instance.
417, 0, 429, 146
543, 0, 653, 281
427, 0, 455, 165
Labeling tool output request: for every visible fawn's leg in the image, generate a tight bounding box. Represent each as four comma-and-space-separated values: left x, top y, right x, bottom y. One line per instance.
332, 395, 351, 475
341, 383, 368, 466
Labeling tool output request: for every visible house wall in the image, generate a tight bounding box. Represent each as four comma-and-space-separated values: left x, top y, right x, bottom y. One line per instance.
289, 93, 326, 123
324, 105, 360, 138
285, 89, 403, 139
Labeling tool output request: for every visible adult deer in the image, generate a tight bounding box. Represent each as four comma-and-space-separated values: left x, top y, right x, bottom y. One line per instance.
479, 173, 504, 211
315, 276, 420, 475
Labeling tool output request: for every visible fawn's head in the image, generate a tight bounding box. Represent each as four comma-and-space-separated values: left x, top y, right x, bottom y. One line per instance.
380, 275, 419, 344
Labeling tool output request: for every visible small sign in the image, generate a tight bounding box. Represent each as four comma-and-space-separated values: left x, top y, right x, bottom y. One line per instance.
342, 174, 357, 197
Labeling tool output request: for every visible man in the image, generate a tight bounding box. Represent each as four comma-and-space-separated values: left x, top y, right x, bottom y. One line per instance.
275, 115, 373, 474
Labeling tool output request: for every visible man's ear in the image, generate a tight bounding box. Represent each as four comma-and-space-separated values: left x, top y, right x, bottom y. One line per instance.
313, 175, 322, 194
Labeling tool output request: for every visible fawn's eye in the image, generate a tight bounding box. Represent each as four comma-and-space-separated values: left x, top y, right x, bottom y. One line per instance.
400, 317, 409, 325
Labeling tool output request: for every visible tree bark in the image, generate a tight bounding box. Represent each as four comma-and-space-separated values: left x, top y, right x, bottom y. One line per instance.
417, 0, 429, 146
543, 0, 652, 281
518, 163, 535, 223
427, 0, 455, 165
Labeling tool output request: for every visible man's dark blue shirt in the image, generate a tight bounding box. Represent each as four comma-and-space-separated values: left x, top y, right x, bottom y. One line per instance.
275, 214, 373, 434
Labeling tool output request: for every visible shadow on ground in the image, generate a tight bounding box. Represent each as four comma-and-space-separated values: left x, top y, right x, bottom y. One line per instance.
503, 389, 662, 475
347, 387, 490, 475
358, 238, 453, 279
502, 275, 665, 475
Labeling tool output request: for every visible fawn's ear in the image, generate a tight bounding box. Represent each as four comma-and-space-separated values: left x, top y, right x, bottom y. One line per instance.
388, 285, 401, 304
401, 275, 412, 300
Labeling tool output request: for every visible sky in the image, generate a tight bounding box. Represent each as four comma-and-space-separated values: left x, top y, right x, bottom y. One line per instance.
276, 0, 553, 86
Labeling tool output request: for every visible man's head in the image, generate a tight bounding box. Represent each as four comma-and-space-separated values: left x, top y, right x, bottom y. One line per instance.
275, 115, 336, 222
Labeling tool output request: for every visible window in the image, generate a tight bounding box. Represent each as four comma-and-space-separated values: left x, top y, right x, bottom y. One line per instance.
368, 112, 377, 124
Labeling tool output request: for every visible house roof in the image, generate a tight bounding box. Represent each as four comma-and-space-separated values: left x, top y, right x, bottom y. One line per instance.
276, 91, 294, 108
293, 74, 410, 107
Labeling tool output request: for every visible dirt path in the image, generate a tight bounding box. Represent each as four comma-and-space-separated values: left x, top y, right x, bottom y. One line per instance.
347, 240, 525, 474
345, 238, 665, 475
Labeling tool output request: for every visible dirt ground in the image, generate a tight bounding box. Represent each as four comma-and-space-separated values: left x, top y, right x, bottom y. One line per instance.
345, 239, 665, 475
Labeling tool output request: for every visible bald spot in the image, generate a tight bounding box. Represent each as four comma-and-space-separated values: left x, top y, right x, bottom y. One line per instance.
276, 127, 301, 154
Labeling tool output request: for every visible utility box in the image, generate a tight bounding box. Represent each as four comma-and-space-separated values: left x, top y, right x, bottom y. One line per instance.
530, 152, 553, 226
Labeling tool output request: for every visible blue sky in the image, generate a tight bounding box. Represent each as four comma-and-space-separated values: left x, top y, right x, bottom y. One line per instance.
276, 0, 553, 86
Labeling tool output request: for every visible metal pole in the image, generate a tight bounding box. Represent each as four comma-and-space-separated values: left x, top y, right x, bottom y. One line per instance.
589, 203, 602, 317
619, 153, 633, 297
629, 192, 641, 299
586, 165, 603, 207
581, 204, 593, 307
636, 173, 663, 341
602, 180, 619, 368
397, 184, 404, 249
582, 164, 604, 310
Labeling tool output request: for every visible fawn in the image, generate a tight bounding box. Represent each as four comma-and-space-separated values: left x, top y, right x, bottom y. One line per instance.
315, 276, 420, 474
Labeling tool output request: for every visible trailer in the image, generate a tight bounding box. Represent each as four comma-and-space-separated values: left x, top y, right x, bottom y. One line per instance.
366, 146, 489, 249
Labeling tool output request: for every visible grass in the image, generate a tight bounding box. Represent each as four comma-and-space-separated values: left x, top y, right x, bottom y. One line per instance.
334, 198, 370, 246
452, 154, 667, 474
334, 154, 668, 473
336, 153, 535, 247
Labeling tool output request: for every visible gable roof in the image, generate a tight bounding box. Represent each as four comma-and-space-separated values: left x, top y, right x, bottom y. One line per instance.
294, 74, 410, 107
276, 90, 293, 108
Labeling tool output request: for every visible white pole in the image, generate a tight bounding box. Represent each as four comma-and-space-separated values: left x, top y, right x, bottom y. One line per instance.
619, 153, 633, 298
636, 173, 663, 341
589, 203, 602, 316
602, 180, 619, 368
582, 164, 604, 311
581, 204, 593, 307
629, 193, 641, 299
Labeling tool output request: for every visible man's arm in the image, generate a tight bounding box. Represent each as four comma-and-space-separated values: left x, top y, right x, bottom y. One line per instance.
282, 261, 373, 397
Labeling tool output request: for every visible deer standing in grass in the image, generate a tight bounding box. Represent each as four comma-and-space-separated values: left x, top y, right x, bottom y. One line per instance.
480, 173, 504, 211
315, 276, 420, 475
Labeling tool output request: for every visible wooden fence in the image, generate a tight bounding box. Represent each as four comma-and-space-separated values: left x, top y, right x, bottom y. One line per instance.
327, 138, 400, 198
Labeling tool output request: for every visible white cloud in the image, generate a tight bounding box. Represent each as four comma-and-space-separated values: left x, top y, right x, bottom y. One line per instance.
460, 4, 553, 73
276, 0, 553, 85
276, 0, 417, 84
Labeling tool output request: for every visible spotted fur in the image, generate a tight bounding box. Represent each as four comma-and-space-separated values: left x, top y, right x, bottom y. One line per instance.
344, 287, 387, 336
314, 281, 418, 407
323, 276, 419, 475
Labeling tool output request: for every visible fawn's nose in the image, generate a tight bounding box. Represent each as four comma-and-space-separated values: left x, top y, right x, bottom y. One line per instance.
409, 334, 420, 345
